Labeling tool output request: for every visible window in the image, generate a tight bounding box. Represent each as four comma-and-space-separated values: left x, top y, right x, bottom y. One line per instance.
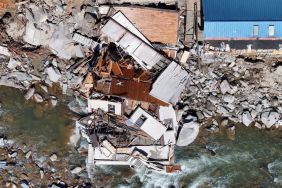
269, 25, 275, 36
253, 25, 259, 36
135, 115, 147, 127
108, 104, 115, 114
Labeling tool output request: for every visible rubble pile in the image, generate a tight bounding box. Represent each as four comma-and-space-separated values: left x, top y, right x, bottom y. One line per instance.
0, 0, 281, 184
0, 0, 102, 100
180, 52, 282, 131
0, 135, 90, 187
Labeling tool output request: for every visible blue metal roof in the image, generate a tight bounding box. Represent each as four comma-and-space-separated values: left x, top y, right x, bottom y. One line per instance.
203, 0, 282, 21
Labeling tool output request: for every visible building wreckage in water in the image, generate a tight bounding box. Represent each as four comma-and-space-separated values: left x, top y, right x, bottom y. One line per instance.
76, 6, 197, 173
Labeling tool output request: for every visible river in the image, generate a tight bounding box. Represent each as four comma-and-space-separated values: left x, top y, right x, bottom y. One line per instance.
0, 86, 281, 187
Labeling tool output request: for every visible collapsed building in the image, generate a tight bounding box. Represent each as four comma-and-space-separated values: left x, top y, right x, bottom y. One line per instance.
76, 6, 192, 173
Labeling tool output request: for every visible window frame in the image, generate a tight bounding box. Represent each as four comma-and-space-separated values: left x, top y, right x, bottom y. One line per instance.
135, 115, 147, 127
252, 25, 259, 37
108, 104, 115, 114
268, 25, 275, 37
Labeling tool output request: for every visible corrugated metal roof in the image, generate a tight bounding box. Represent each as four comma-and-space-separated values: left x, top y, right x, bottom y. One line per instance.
203, 0, 282, 21
101, 18, 163, 69
150, 61, 189, 104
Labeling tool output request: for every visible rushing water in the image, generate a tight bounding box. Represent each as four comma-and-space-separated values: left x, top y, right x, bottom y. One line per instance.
0, 86, 282, 187
92, 126, 282, 188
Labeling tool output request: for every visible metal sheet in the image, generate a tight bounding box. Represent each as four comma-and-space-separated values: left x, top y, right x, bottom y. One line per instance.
150, 61, 189, 104
204, 21, 282, 39
203, 0, 282, 21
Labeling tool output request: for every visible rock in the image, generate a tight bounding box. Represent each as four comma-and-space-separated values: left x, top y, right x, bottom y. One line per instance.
50, 96, 58, 106
46, 67, 61, 82
0, 138, 6, 148
223, 94, 235, 103
177, 121, 199, 146
208, 95, 219, 105
226, 126, 236, 140
242, 111, 253, 126
40, 169, 44, 179
20, 173, 29, 181
251, 109, 258, 119
20, 180, 29, 188
24, 88, 35, 100
220, 80, 232, 94
71, 166, 82, 174
254, 122, 262, 129
260, 111, 280, 128
202, 109, 213, 118
25, 151, 32, 159
40, 85, 48, 93
255, 103, 263, 113
8, 58, 21, 69
216, 105, 230, 116
206, 124, 220, 133
196, 111, 205, 120
8, 151, 17, 158
5, 182, 17, 188
221, 118, 229, 127
50, 153, 57, 162
33, 93, 44, 103
184, 115, 198, 123
0, 160, 7, 168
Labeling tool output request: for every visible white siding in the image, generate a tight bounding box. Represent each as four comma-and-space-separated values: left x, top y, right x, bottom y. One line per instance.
130, 107, 167, 140
87, 99, 123, 115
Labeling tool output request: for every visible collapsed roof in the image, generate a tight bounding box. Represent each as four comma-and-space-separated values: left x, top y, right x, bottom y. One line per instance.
101, 11, 169, 70
150, 61, 189, 104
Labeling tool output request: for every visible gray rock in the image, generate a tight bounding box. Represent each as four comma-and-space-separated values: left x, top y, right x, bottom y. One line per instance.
223, 94, 235, 103
40, 84, 48, 93
25, 151, 32, 159
50, 96, 58, 106
50, 153, 57, 162
8, 58, 21, 69
33, 93, 44, 103
40, 169, 44, 179
177, 121, 199, 146
254, 122, 262, 129
220, 80, 232, 94
24, 87, 35, 100
260, 111, 280, 128
217, 105, 230, 116
221, 118, 229, 127
46, 67, 61, 82
0, 160, 7, 169
8, 151, 17, 158
71, 166, 82, 174
242, 111, 253, 126
20, 180, 29, 188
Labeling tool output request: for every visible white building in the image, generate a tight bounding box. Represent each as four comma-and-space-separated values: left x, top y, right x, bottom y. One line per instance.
87, 99, 124, 115
129, 107, 167, 140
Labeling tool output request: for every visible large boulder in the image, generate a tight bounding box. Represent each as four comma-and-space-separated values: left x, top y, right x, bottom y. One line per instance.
177, 121, 199, 146
24, 87, 35, 100
260, 110, 280, 128
241, 111, 253, 126
33, 93, 44, 103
